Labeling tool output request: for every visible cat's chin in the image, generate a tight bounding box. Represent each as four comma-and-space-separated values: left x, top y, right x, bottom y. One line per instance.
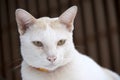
31, 65, 59, 72
27, 62, 61, 72
29, 62, 68, 72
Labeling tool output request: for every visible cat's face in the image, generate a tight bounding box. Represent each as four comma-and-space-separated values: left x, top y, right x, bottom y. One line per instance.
16, 6, 77, 71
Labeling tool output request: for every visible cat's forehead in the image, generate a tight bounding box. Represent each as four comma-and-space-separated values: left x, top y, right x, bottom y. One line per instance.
25, 17, 69, 40
37, 17, 57, 23
34, 17, 66, 31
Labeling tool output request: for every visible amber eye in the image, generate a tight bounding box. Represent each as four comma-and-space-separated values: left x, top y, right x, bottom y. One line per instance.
32, 41, 43, 47
57, 39, 66, 46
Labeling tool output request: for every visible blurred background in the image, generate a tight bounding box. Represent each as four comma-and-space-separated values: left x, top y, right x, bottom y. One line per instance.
0, 0, 120, 80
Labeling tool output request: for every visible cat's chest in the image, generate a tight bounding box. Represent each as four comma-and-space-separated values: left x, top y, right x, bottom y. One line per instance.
21, 61, 79, 80
31, 72, 77, 80
22, 68, 78, 80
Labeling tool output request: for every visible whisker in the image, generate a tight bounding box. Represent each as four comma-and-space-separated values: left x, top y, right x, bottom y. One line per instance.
13, 64, 21, 70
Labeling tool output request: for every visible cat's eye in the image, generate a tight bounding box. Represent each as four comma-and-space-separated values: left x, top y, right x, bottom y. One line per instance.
32, 41, 43, 47
57, 39, 66, 46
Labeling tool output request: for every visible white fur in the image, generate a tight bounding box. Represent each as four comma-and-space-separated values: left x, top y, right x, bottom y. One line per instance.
16, 6, 120, 80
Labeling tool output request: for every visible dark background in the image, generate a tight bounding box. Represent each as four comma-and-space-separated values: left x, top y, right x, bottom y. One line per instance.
0, 0, 120, 80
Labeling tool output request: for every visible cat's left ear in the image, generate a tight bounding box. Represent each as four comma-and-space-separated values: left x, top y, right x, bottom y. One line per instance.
59, 6, 78, 32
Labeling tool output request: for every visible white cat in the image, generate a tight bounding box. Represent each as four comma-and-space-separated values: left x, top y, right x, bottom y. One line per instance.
16, 6, 120, 80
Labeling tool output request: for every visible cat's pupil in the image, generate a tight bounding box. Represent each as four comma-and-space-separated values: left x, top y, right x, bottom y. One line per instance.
57, 39, 66, 46
32, 41, 43, 47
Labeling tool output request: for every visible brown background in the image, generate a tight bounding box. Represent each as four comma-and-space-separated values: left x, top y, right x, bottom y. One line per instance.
0, 0, 120, 80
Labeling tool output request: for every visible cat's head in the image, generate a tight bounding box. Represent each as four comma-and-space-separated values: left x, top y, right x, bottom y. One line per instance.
16, 6, 77, 71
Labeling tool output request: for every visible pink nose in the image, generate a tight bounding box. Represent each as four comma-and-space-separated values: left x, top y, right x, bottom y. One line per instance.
47, 55, 57, 63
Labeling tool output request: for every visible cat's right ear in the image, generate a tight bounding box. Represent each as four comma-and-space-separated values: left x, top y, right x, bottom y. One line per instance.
15, 9, 36, 35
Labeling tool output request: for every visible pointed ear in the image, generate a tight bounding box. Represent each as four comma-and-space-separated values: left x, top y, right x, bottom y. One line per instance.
59, 6, 77, 31
15, 9, 36, 35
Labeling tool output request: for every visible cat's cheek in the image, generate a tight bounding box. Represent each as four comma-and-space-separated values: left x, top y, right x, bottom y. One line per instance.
55, 50, 65, 64
21, 47, 46, 67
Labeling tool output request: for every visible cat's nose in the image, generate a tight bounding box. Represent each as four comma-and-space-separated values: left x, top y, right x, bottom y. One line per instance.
47, 55, 57, 63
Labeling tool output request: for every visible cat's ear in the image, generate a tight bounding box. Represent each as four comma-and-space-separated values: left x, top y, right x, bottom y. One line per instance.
59, 6, 77, 32
15, 9, 36, 35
